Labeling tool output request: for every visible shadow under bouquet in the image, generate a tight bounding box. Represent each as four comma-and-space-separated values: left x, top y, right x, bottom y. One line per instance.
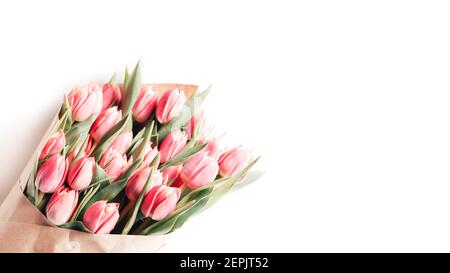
0, 62, 261, 252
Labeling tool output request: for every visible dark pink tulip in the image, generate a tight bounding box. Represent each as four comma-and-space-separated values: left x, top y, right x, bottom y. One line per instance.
68, 84, 103, 122
133, 86, 158, 123
108, 131, 133, 155
39, 129, 65, 161
180, 151, 219, 190
90, 106, 122, 143
156, 89, 186, 124
125, 166, 163, 202
141, 185, 180, 221
82, 200, 120, 234
99, 148, 128, 182
218, 147, 251, 177
101, 83, 121, 111
159, 130, 187, 163
37, 154, 68, 193
161, 165, 182, 185
67, 157, 95, 190
46, 187, 78, 225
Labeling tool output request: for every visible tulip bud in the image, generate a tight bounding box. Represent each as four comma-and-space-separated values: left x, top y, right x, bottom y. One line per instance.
133, 86, 158, 123
201, 138, 221, 161
37, 154, 68, 193
180, 151, 219, 190
67, 157, 95, 190
90, 106, 122, 143
125, 166, 163, 202
99, 148, 128, 182
82, 200, 120, 234
218, 147, 251, 177
108, 131, 133, 155
46, 187, 78, 225
101, 83, 121, 111
68, 84, 103, 122
141, 185, 180, 221
161, 165, 182, 185
156, 89, 186, 124
39, 129, 65, 161
159, 130, 187, 163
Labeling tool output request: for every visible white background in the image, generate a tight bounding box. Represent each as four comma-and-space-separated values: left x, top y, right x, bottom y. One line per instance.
1, 0, 450, 252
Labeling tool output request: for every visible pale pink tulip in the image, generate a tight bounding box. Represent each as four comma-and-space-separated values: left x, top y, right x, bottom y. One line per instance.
141, 185, 180, 221
68, 84, 103, 122
186, 113, 214, 141
101, 83, 121, 110
67, 157, 95, 190
108, 131, 133, 155
125, 166, 163, 202
159, 130, 187, 163
39, 129, 65, 161
156, 89, 186, 124
201, 138, 221, 161
46, 187, 78, 225
142, 143, 159, 166
90, 106, 122, 143
82, 200, 120, 234
133, 86, 158, 123
218, 147, 251, 177
161, 165, 182, 185
99, 148, 128, 182
37, 154, 68, 193
180, 151, 219, 190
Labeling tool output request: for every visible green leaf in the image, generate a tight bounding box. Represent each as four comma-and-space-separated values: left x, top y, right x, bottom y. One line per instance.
71, 184, 101, 221
159, 143, 207, 170
122, 168, 155, 234
131, 121, 154, 162
204, 157, 260, 210
65, 113, 98, 147
109, 72, 117, 84
59, 221, 91, 233
231, 171, 266, 191
92, 114, 133, 161
158, 85, 211, 143
25, 155, 40, 204
122, 61, 142, 114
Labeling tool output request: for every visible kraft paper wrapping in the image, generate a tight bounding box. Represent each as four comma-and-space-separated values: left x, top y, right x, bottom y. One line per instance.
0, 83, 198, 253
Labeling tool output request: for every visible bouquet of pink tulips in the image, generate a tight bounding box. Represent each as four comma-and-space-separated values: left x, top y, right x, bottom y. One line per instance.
0, 62, 260, 252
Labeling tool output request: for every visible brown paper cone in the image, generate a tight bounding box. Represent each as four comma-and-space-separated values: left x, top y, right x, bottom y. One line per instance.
0, 83, 199, 252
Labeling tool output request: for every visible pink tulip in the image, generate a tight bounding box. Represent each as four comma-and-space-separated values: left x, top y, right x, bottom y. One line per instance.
82, 200, 120, 234
141, 185, 180, 221
186, 113, 214, 141
46, 187, 78, 225
101, 83, 121, 111
156, 89, 186, 124
108, 131, 133, 155
133, 86, 158, 123
170, 176, 185, 188
39, 129, 65, 161
90, 106, 122, 143
218, 147, 251, 177
37, 154, 68, 193
68, 84, 103, 122
201, 138, 221, 161
180, 151, 219, 190
67, 135, 93, 163
159, 130, 187, 163
125, 166, 163, 202
99, 148, 128, 182
161, 165, 182, 185
142, 143, 159, 166
67, 157, 95, 190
